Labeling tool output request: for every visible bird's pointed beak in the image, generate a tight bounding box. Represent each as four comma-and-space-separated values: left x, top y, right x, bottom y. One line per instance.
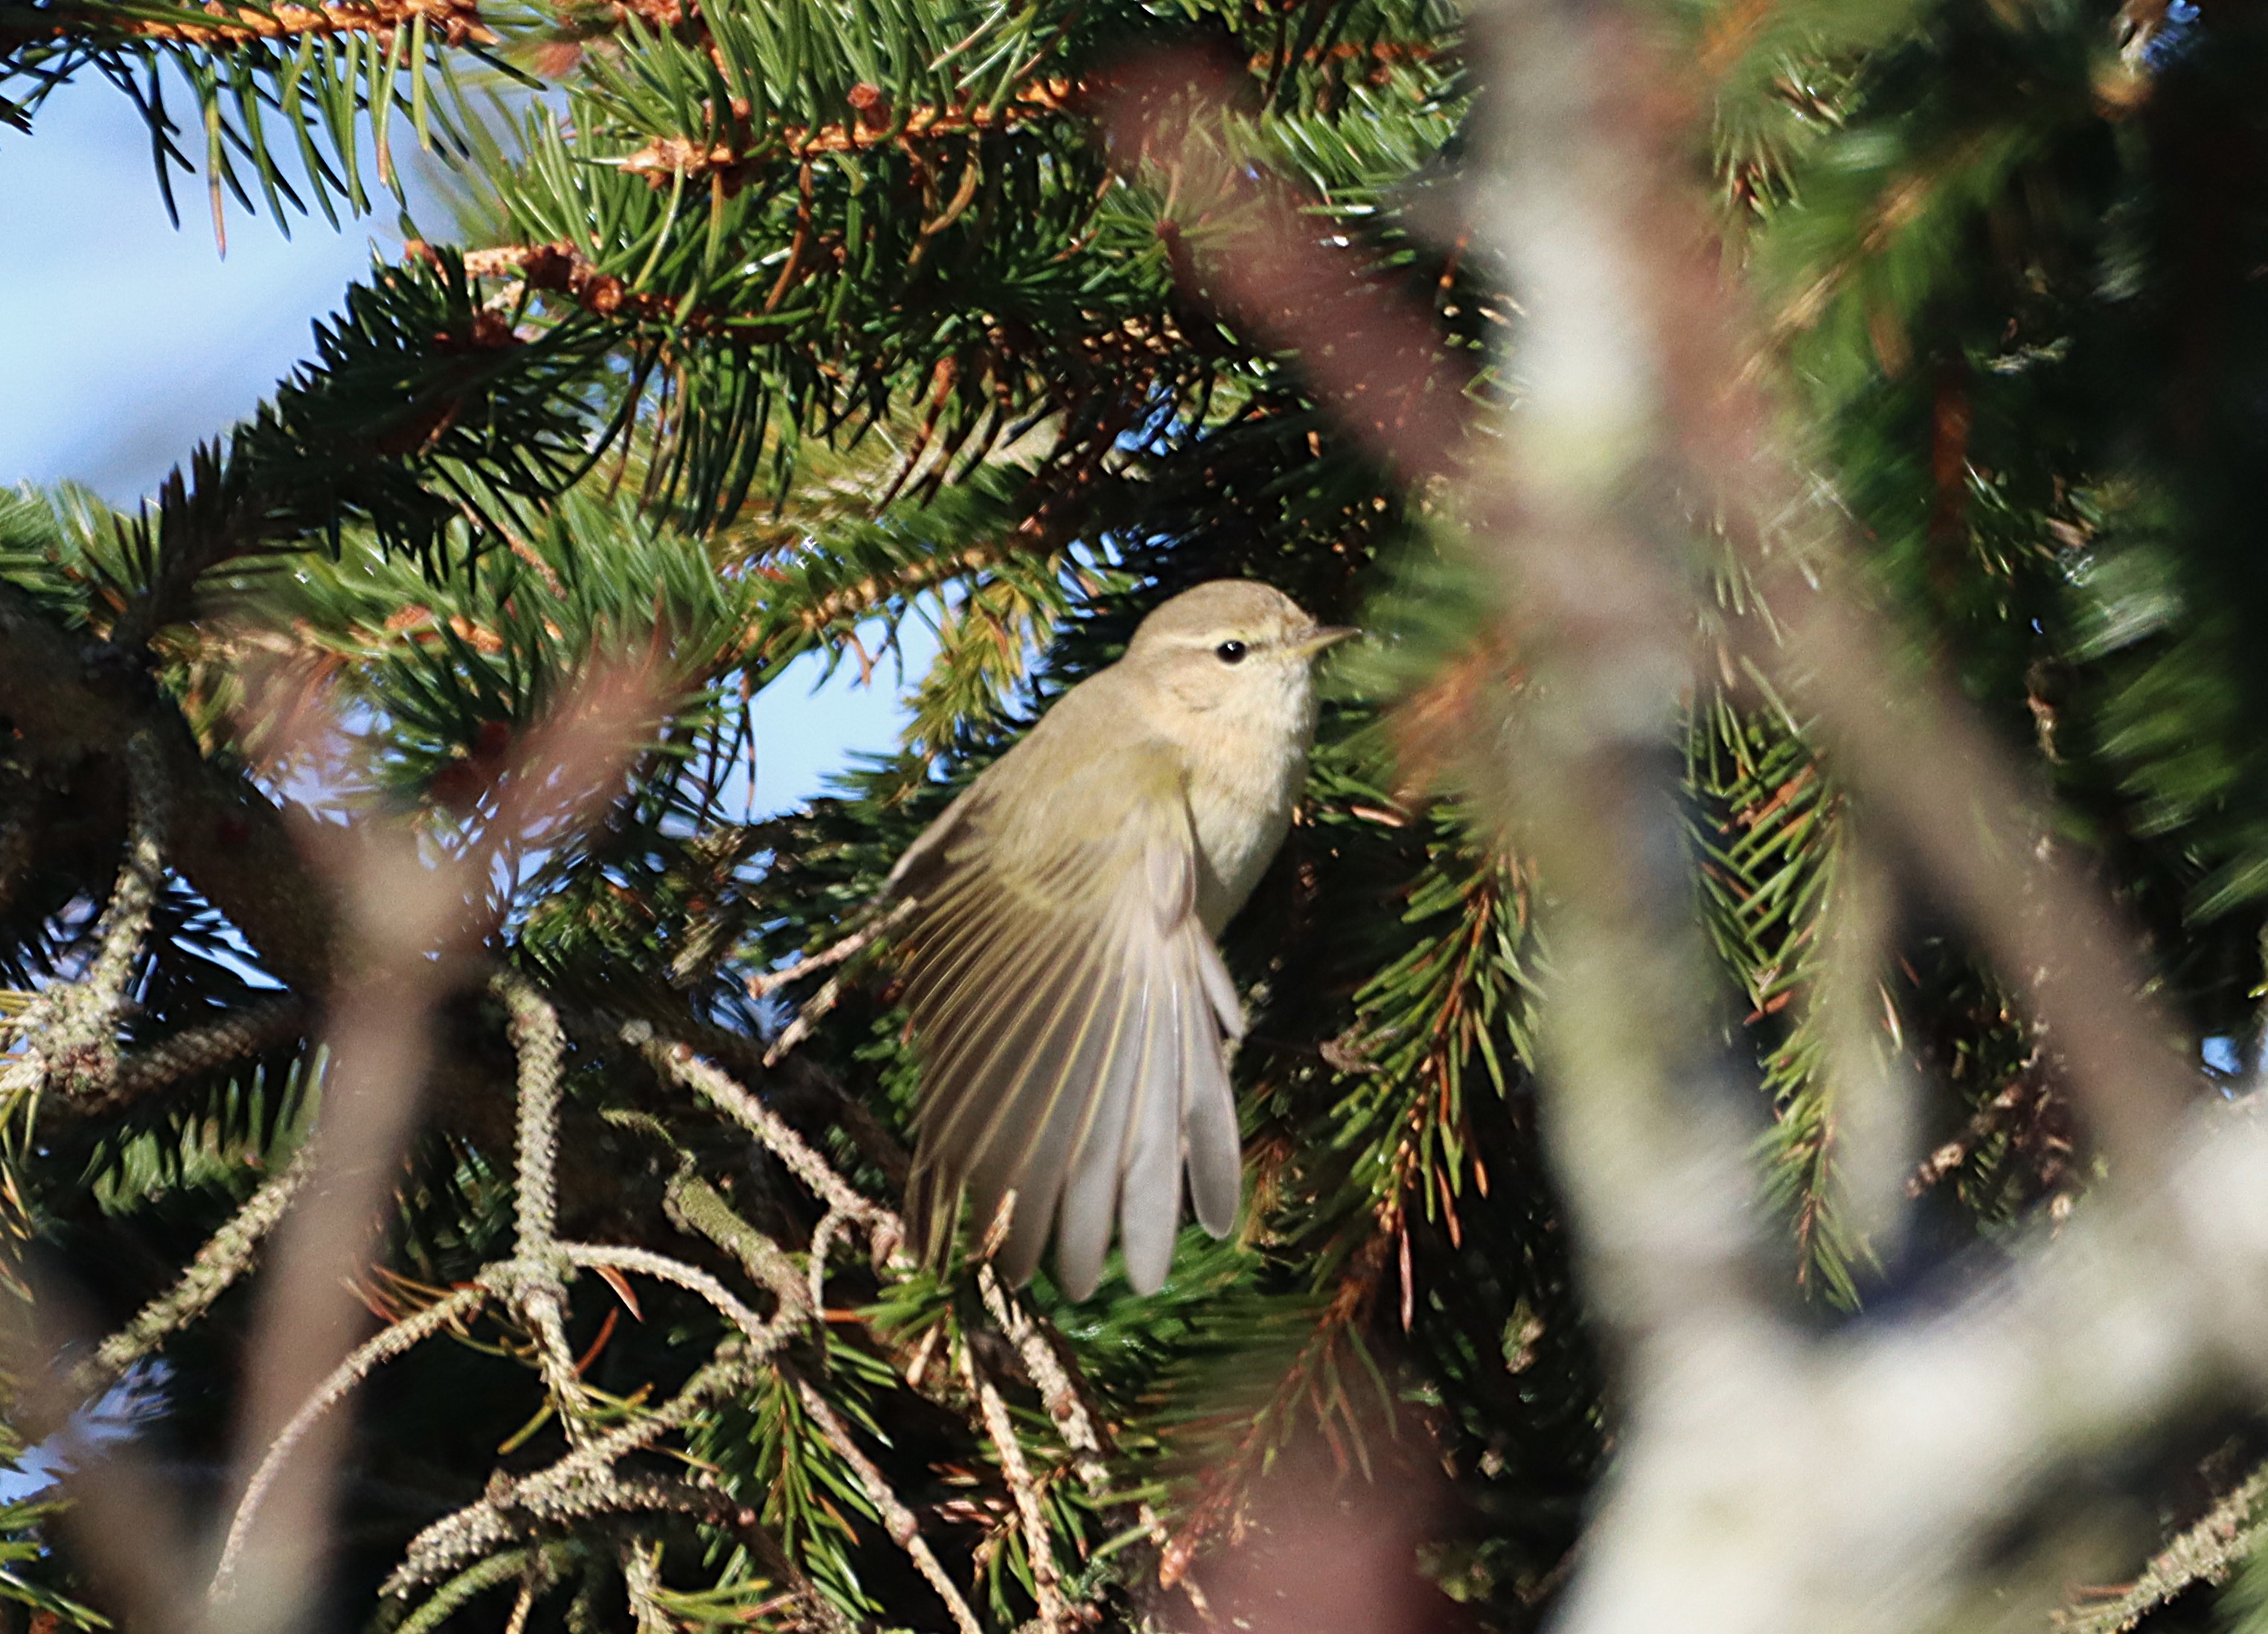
1291, 624, 1361, 657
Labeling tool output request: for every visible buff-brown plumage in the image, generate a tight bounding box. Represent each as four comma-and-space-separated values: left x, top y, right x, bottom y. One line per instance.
885, 580, 1354, 1297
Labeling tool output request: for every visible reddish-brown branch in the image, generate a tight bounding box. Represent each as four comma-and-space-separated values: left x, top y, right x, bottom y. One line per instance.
424, 242, 748, 331
25, 0, 492, 48
606, 81, 1083, 196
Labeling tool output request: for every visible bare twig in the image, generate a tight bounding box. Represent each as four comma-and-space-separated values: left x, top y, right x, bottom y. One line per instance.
502, 1574, 540, 1634
1764, 574, 2192, 1177
792, 1370, 986, 1634
630, 1028, 904, 1256
747, 897, 914, 999
978, 1268, 1208, 1608
964, 1339, 1070, 1632
761, 965, 858, 1068
979, 1269, 1109, 1493
212, 1283, 490, 1598
214, 663, 654, 1634
807, 1205, 850, 1321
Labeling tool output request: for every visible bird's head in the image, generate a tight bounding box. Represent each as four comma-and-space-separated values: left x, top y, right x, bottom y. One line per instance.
1123, 580, 1357, 727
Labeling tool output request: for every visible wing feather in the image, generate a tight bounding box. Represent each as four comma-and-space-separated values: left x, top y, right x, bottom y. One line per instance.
941, 920, 1111, 1188
1116, 1009, 1184, 1294
914, 920, 1069, 1157
1053, 961, 1157, 1298
992, 922, 1137, 1286
898, 733, 1248, 1292
1178, 942, 1242, 1237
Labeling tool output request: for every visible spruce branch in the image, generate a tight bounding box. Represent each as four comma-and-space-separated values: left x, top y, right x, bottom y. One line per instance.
77, 996, 308, 1117
761, 537, 1031, 646
14, 0, 496, 48
607, 82, 1082, 192
391, 1544, 571, 1634
626, 1128, 812, 1324
441, 243, 714, 330
1906, 1054, 2075, 1208
558, 1243, 782, 1352
409, 1473, 804, 1590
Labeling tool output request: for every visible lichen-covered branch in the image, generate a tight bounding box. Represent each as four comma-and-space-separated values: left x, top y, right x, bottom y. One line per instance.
493, 973, 592, 1442
381, 1330, 851, 1634
386, 1343, 758, 1590
2054, 1461, 2268, 1634
1, 731, 169, 1112
557, 1243, 785, 1352
627, 1028, 902, 1254
75, 1145, 315, 1397
77, 996, 308, 1117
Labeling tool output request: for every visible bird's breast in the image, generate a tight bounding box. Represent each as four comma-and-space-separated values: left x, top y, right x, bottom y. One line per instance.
1183, 710, 1312, 935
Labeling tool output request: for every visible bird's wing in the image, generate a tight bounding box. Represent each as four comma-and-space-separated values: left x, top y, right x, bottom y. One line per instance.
898, 739, 1243, 1298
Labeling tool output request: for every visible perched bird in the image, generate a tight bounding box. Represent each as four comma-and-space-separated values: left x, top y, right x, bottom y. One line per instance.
885, 580, 1355, 1298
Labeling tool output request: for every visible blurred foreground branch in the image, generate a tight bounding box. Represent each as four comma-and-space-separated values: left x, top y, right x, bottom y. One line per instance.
1458, 1, 2268, 1630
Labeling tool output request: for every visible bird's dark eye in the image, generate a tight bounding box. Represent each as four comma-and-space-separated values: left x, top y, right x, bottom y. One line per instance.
1215, 640, 1248, 664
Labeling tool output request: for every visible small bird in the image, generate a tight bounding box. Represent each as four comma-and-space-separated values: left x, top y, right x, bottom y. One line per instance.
885, 580, 1355, 1298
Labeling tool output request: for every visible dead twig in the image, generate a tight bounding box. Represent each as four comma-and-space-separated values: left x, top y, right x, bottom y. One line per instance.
792, 1368, 986, 1634
747, 896, 914, 999
964, 1338, 1070, 1632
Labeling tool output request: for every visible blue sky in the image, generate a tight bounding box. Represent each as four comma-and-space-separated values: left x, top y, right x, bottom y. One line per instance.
0, 76, 925, 813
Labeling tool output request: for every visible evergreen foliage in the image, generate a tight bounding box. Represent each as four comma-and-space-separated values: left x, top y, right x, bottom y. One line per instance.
5, 0, 2268, 1626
